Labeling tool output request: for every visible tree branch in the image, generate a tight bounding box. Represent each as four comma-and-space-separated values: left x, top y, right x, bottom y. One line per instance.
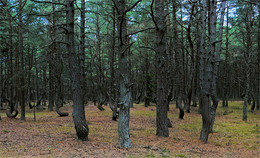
111, 0, 120, 15
125, 0, 142, 13
150, 0, 158, 30
127, 27, 155, 36
30, 0, 66, 6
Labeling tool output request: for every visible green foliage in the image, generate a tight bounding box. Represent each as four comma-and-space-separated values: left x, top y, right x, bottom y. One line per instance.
175, 154, 187, 158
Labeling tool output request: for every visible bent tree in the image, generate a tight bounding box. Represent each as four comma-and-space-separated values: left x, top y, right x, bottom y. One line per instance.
66, 0, 89, 141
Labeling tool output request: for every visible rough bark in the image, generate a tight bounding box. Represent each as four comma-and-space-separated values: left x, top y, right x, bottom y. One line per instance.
66, 0, 89, 141
210, 0, 226, 133
113, 0, 142, 148
154, 0, 169, 137
199, 0, 212, 143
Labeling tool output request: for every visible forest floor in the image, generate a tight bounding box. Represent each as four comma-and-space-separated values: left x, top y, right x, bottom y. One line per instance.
0, 101, 259, 158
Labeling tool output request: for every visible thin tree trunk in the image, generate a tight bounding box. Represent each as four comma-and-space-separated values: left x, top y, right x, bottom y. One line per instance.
110, 5, 117, 120
185, 2, 195, 113
243, 2, 253, 121
48, 0, 56, 111
257, 3, 260, 110
173, 0, 184, 119
80, 0, 86, 103
223, 2, 229, 108
18, 0, 25, 121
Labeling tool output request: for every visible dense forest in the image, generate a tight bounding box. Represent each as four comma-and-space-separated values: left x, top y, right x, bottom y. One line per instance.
0, 0, 259, 156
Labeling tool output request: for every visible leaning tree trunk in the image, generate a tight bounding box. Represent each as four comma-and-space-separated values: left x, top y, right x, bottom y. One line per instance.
210, 0, 226, 133
154, 0, 169, 137
66, 0, 89, 141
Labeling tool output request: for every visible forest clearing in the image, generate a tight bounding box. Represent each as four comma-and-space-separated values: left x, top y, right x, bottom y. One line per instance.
0, 101, 259, 158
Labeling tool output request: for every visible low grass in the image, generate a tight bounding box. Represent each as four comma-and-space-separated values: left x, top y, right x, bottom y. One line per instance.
0, 101, 259, 157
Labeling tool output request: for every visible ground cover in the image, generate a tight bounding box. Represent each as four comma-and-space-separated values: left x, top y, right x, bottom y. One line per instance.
0, 101, 259, 157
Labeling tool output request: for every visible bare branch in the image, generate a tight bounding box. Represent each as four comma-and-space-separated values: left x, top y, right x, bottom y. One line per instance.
139, 46, 156, 53
150, 0, 158, 30
127, 27, 155, 36
125, 0, 142, 13
111, 0, 120, 15
30, 0, 66, 6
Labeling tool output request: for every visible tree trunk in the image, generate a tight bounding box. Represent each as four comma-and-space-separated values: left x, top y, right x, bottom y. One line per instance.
18, 0, 25, 121
243, 2, 253, 121
80, 0, 86, 103
154, 0, 169, 137
48, 0, 56, 111
185, 2, 195, 113
210, 0, 226, 133
173, 0, 184, 119
115, 0, 133, 148
223, 2, 229, 108
257, 3, 260, 110
66, 0, 89, 141
144, 38, 151, 107
199, 0, 212, 143
110, 5, 117, 120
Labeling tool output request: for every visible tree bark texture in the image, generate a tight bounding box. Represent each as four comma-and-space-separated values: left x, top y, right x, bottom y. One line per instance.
66, 0, 89, 141
115, 0, 132, 148
210, 0, 226, 133
199, 0, 212, 143
154, 0, 169, 137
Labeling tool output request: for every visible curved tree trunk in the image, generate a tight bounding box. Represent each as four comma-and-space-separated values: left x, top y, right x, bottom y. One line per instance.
6, 99, 18, 118
66, 0, 89, 141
